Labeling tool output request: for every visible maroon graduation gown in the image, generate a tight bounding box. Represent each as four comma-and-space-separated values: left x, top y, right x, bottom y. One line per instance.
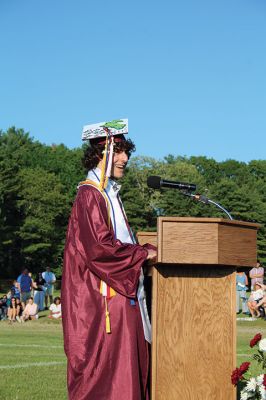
62, 185, 149, 400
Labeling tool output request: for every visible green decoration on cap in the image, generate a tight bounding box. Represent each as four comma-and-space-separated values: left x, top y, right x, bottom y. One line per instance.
101, 120, 126, 130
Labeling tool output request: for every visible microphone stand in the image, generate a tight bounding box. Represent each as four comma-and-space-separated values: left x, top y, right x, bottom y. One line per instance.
181, 191, 234, 221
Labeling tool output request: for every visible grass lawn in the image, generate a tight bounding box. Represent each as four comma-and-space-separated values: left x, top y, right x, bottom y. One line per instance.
0, 309, 266, 399
0, 310, 67, 400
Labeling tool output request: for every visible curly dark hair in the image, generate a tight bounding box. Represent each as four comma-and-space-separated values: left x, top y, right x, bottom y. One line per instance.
82, 136, 136, 171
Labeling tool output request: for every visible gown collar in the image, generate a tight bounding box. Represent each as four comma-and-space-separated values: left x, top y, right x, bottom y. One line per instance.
87, 168, 121, 195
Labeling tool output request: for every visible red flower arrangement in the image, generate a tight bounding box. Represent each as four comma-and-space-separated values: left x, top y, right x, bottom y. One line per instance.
231, 362, 251, 386
239, 362, 251, 374
231, 332, 266, 399
250, 333, 262, 348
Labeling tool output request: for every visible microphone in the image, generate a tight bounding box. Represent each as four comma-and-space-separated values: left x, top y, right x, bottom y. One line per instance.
147, 176, 196, 192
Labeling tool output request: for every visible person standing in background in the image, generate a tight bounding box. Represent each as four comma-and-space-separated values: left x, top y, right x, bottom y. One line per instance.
42, 267, 56, 309
236, 271, 249, 314
17, 268, 32, 310
249, 260, 264, 290
10, 280, 20, 299
33, 272, 46, 311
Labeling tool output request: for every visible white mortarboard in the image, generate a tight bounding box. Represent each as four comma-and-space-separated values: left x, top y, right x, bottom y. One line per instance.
81, 118, 129, 191
82, 119, 128, 141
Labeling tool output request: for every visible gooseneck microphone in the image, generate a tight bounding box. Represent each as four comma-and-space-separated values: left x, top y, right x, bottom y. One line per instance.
147, 176, 196, 192
147, 176, 233, 220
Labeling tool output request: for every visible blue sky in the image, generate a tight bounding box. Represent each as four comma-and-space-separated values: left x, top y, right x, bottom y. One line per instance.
1, 0, 265, 162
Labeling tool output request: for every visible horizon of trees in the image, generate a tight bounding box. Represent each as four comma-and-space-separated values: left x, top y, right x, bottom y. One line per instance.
0, 127, 265, 278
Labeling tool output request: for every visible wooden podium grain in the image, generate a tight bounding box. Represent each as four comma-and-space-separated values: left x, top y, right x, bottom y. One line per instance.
138, 217, 259, 400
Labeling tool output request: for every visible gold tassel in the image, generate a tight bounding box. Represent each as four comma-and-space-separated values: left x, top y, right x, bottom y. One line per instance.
99, 136, 108, 191
104, 297, 111, 333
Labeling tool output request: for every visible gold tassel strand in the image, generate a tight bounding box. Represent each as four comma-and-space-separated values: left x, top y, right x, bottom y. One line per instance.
99, 135, 108, 191
104, 297, 111, 333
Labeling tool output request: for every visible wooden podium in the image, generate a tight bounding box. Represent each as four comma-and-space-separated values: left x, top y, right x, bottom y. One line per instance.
138, 217, 259, 400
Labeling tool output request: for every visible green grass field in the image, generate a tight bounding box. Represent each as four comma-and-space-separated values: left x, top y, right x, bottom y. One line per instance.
0, 311, 266, 399
0, 310, 67, 400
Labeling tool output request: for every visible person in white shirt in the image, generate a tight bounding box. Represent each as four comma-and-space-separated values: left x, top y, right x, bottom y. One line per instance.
42, 267, 56, 309
48, 297, 62, 319
247, 283, 264, 318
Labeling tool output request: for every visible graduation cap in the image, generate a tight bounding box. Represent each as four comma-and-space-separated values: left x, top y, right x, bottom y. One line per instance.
81, 119, 129, 190
82, 119, 128, 142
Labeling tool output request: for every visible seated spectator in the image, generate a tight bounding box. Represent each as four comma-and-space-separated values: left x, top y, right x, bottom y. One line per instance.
0, 300, 4, 321
7, 297, 18, 323
19, 297, 38, 322
15, 298, 23, 322
48, 297, 62, 319
0, 296, 9, 321
254, 296, 266, 317
253, 283, 266, 316
247, 283, 264, 318
5, 292, 12, 304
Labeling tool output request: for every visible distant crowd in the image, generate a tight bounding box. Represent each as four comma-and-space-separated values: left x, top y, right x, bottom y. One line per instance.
0, 267, 61, 323
1, 261, 265, 323
237, 260, 266, 320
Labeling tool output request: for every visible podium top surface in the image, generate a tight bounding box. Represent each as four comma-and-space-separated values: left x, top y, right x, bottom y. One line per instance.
156, 217, 260, 229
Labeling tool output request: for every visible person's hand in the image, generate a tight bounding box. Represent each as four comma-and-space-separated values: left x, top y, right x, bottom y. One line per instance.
146, 248, 157, 263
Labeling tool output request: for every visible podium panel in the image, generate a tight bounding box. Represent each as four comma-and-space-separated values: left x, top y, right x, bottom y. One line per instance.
152, 265, 235, 399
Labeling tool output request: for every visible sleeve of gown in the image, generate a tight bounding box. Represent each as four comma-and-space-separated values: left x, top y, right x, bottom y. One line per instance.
69, 186, 148, 298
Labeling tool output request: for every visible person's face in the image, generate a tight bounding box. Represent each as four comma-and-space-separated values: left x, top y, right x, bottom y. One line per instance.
29, 298, 33, 304
11, 298, 16, 305
110, 151, 128, 179
55, 299, 61, 305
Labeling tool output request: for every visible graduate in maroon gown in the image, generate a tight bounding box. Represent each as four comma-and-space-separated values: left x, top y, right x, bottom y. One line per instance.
62, 119, 156, 400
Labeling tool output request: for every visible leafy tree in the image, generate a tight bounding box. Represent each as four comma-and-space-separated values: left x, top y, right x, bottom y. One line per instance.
0, 128, 36, 277
16, 167, 69, 276
189, 156, 221, 185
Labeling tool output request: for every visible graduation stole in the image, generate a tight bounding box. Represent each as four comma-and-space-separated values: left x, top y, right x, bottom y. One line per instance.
78, 179, 116, 334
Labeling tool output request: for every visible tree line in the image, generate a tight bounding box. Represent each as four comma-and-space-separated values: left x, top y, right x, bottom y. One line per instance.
0, 127, 265, 278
